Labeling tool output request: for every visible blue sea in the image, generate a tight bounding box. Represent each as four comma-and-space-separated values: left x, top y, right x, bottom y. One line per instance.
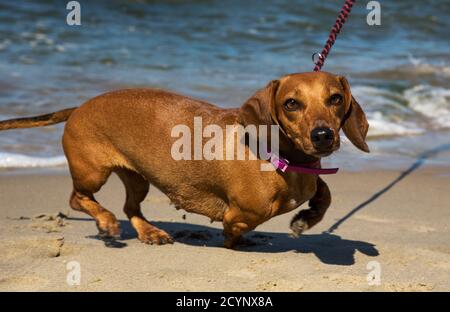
0, 0, 449, 170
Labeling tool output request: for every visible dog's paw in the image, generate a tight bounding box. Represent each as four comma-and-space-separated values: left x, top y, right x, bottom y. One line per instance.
138, 228, 174, 245
290, 217, 309, 238
96, 212, 121, 239
98, 227, 121, 240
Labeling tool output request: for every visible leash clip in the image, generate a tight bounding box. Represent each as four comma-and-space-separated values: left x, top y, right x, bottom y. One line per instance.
312, 52, 323, 65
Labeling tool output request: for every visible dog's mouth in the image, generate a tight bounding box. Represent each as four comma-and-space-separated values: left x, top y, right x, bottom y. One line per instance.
298, 141, 340, 158
284, 130, 340, 159
289, 137, 326, 158
313, 150, 334, 157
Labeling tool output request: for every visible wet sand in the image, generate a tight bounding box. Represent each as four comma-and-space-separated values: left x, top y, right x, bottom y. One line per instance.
0, 165, 449, 291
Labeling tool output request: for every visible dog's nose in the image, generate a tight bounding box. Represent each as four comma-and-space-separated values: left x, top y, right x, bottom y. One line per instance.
310, 127, 334, 149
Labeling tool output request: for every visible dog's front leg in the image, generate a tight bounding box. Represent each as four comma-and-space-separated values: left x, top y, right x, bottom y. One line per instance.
223, 222, 249, 249
222, 207, 257, 249
290, 177, 331, 236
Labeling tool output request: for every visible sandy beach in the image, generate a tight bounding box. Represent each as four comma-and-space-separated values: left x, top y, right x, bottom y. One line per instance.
0, 164, 449, 292
1, 0, 449, 295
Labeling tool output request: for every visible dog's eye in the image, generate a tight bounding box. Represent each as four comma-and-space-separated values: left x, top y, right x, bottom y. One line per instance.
329, 94, 343, 105
283, 99, 300, 111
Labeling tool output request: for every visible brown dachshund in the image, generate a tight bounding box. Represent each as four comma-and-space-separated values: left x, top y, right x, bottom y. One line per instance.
0, 72, 369, 248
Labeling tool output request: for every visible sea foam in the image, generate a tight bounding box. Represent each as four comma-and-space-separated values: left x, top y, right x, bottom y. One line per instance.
0, 152, 67, 168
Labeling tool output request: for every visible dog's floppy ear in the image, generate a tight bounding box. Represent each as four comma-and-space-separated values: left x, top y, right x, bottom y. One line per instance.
238, 80, 280, 126
339, 76, 370, 153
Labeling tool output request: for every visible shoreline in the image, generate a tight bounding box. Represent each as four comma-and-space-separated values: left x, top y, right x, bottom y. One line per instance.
1, 152, 450, 176
2, 129, 450, 174
0, 165, 449, 291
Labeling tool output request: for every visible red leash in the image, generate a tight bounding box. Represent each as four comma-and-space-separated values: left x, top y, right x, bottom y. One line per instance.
313, 0, 356, 71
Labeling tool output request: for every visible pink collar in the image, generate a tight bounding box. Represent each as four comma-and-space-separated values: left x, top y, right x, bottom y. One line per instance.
269, 154, 338, 175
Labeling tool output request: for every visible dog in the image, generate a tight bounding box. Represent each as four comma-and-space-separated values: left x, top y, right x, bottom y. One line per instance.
0, 71, 369, 248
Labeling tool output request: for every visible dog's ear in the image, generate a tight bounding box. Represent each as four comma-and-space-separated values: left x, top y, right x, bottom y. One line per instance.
238, 80, 280, 126
339, 76, 370, 153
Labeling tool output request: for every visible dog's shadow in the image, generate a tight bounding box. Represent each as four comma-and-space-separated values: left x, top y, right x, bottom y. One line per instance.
75, 217, 378, 266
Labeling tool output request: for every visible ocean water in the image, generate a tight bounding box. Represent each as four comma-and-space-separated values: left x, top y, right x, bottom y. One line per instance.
0, 0, 449, 169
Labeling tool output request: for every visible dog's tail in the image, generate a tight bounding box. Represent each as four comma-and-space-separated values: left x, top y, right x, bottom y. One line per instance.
0, 107, 77, 131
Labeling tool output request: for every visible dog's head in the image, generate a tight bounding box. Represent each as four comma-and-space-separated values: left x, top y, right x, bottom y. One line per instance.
238, 72, 369, 157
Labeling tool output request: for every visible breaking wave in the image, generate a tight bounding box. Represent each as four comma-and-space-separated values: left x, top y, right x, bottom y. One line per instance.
0, 152, 66, 168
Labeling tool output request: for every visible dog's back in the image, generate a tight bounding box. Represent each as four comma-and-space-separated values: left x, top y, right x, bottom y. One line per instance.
64, 88, 242, 220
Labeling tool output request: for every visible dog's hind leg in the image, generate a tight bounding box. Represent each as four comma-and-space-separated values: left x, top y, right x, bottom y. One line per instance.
290, 177, 331, 236
69, 165, 121, 239
115, 169, 173, 245
63, 124, 122, 239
